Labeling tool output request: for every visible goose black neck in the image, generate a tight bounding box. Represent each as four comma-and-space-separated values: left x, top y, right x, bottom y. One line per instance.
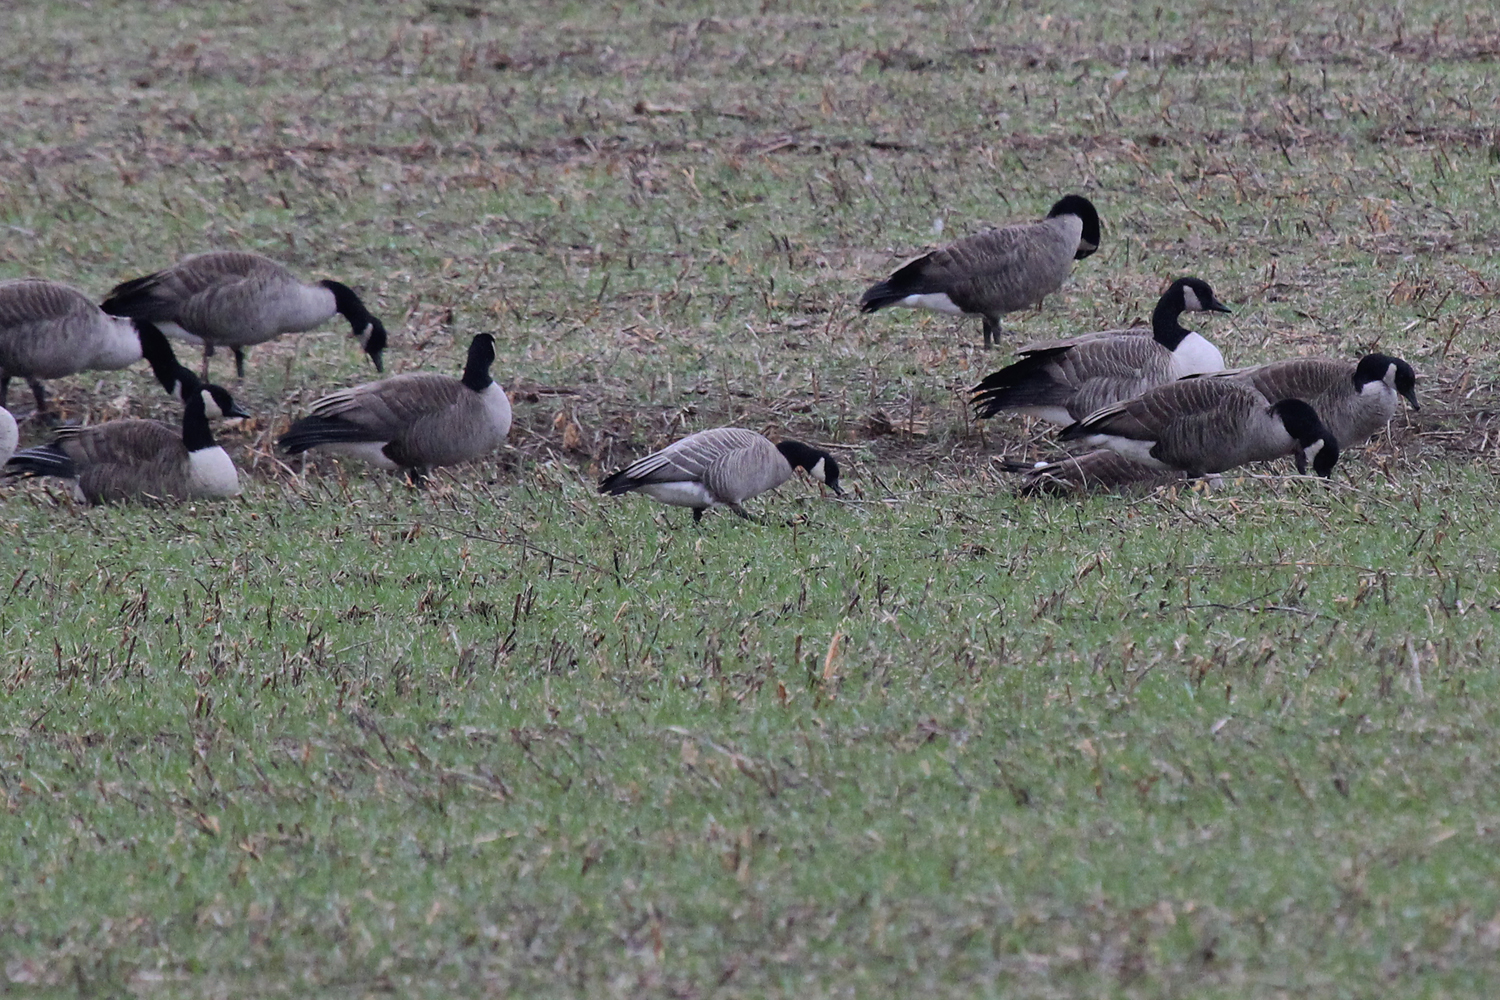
1150, 295, 1191, 349
135, 320, 179, 392
180, 388, 215, 453
322, 280, 369, 326
462, 334, 496, 392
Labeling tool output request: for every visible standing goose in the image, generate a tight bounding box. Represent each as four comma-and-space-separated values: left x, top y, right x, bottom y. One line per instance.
5, 373, 240, 504
101, 251, 388, 378
860, 194, 1101, 347
0, 279, 244, 417
278, 333, 511, 483
1060, 379, 1341, 478
971, 277, 1231, 424
598, 428, 843, 523
1191, 354, 1418, 447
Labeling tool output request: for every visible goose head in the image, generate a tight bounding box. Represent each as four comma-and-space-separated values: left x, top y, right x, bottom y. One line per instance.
1273, 399, 1341, 477
322, 279, 388, 372
1355, 353, 1419, 411
1047, 194, 1101, 260
777, 440, 844, 496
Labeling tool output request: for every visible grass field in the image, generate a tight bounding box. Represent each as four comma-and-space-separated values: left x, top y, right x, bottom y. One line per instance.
3, 1, 1500, 996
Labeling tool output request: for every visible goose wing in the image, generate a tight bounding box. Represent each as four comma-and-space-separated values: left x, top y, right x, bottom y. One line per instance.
57, 419, 184, 467
602, 427, 768, 492
307, 374, 467, 435
103, 252, 295, 325
700, 434, 792, 504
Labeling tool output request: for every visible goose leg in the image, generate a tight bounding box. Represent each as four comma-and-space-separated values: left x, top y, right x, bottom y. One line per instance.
981, 316, 1000, 349
200, 344, 214, 380
28, 379, 47, 413
233, 347, 247, 379
692, 508, 704, 524
729, 503, 763, 525
404, 467, 429, 489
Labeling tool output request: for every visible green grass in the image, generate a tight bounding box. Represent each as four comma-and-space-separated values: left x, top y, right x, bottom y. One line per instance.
3, 0, 1500, 996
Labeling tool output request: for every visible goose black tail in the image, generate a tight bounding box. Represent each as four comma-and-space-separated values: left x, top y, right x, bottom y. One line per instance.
277, 416, 380, 455
597, 470, 642, 495
6, 443, 75, 480
970, 354, 1071, 418
100, 272, 165, 317
859, 254, 938, 313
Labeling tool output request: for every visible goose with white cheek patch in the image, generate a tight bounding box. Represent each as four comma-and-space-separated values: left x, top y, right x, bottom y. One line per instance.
972, 276, 1230, 424
102, 251, 387, 378
1188, 353, 1418, 448
1060, 378, 1340, 479
277, 333, 511, 485
598, 428, 843, 523
860, 194, 1101, 348
4, 372, 240, 505
0, 279, 245, 418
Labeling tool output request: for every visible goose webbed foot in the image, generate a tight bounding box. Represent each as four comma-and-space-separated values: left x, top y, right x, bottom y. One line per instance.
981, 316, 1001, 349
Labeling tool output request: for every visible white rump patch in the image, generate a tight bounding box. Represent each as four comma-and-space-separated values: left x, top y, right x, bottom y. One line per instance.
187, 447, 241, 496
1170, 332, 1224, 377
317, 441, 400, 470
640, 482, 717, 510
1018, 405, 1076, 425
899, 293, 965, 315
1094, 436, 1166, 469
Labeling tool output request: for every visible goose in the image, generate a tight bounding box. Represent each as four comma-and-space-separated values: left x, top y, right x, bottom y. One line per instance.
972, 277, 1231, 424
598, 427, 843, 523
860, 194, 1101, 347
101, 251, 388, 378
1005, 450, 1189, 496
0, 279, 245, 418
1060, 379, 1341, 478
1190, 354, 1418, 447
278, 333, 510, 483
5, 373, 240, 504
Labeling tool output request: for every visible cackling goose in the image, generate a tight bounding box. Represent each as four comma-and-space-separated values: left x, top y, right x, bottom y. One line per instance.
860, 194, 1101, 347
972, 277, 1230, 423
278, 333, 510, 483
1060, 379, 1340, 478
5, 373, 240, 504
102, 251, 388, 378
599, 427, 843, 523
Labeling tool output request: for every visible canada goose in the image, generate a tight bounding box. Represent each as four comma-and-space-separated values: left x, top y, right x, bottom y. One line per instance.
0, 279, 244, 419
860, 194, 1101, 347
101, 251, 387, 378
1060, 379, 1341, 478
598, 427, 843, 523
136, 321, 251, 421
5, 374, 240, 504
972, 277, 1231, 424
278, 333, 510, 482
1191, 354, 1418, 447
1005, 450, 1189, 496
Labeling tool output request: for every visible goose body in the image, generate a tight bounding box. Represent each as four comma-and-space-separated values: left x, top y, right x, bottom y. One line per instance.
0, 406, 15, 467
1061, 379, 1340, 477
860, 195, 1101, 347
972, 277, 1230, 424
278, 333, 510, 479
5, 378, 239, 504
102, 251, 387, 377
1194, 354, 1418, 446
599, 427, 842, 522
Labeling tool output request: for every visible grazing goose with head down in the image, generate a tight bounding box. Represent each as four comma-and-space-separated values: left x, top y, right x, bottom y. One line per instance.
1191, 353, 1418, 447
0, 279, 246, 418
860, 194, 1101, 348
102, 251, 387, 378
1061, 378, 1341, 478
5, 373, 240, 504
278, 333, 511, 483
972, 277, 1231, 424
599, 427, 843, 523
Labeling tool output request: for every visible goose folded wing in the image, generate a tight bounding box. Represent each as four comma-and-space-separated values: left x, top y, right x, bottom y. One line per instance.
620, 428, 765, 484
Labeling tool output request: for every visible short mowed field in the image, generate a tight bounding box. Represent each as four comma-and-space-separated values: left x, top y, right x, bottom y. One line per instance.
3, 1, 1500, 996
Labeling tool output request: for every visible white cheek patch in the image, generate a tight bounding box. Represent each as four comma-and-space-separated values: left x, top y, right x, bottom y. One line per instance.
1303, 439, 1325, 463
1383, 363, 1397, 388
200, 390, 224, 419
900, 293, 965, 315
1180, 286, 1203, 312
809, 457, 826, 483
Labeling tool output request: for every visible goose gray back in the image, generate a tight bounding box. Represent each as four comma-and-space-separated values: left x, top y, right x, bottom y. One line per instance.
102, 251, 387, 377
277, 333, 510, 483
972, 276, 1230, 424
860, 195, 1101, 347
5, 377, 239, 504
1061, 378, 1341, 478
0, 279, 146, 412
1196, 354, 1418, 447
599, 427, 842, 523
